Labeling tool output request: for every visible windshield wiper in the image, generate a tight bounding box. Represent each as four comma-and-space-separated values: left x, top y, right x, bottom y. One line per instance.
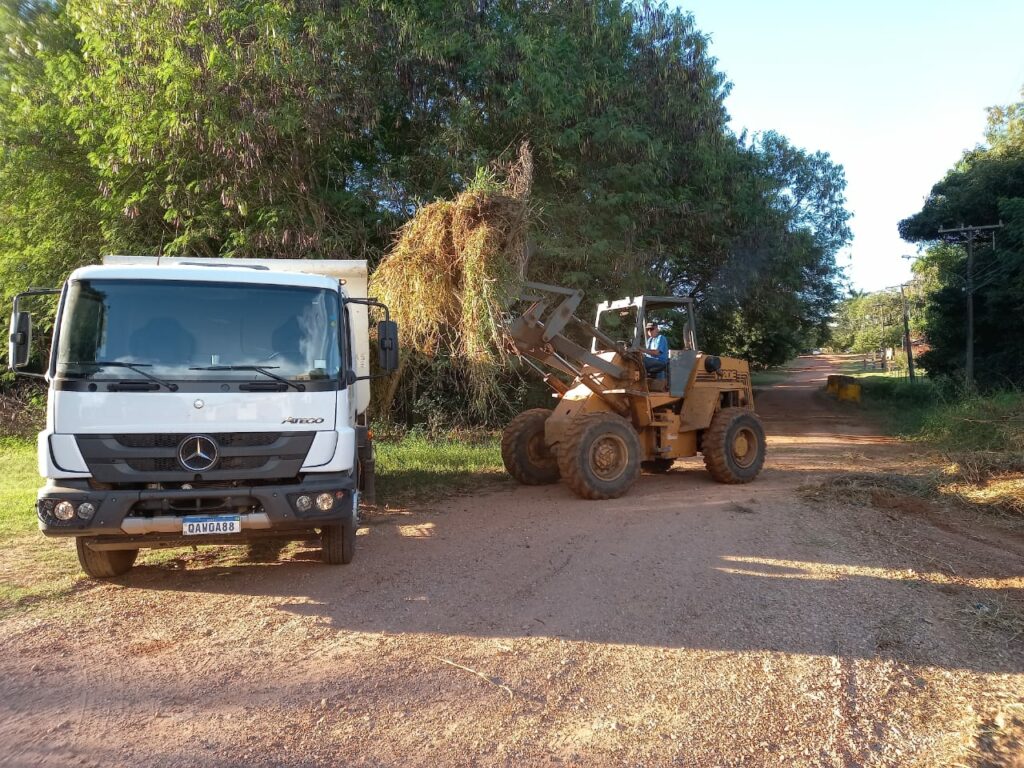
188, 365, 306, 392
66, 361, 179, 392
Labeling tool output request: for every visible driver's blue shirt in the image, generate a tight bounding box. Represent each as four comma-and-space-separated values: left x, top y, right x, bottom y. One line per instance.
646, 333, 668, 362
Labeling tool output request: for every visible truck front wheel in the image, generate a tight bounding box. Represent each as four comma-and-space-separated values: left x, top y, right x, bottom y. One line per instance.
76, 539, 138, 579
321, 518, 355, 565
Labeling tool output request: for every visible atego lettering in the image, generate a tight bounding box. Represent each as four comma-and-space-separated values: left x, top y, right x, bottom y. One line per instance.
282, 417, 325, 424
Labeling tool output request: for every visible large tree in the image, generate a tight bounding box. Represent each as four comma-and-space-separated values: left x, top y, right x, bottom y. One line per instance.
899, 86, 1024, 384
697, 132, 850, 365
0, 0, 848, 377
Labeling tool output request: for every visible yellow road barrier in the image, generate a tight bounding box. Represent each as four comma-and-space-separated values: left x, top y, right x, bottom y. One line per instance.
826, 374, 861, 403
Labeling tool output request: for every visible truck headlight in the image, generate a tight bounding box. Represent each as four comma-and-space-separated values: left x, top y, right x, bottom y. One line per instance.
77, 502, 96, 520
315, 493, 334, 511
54, 501, 76, 521
294, 495, 312, 512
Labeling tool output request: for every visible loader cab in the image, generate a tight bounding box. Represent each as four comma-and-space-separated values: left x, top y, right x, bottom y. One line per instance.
593, 295, 697, 354
593, 296, 699, 396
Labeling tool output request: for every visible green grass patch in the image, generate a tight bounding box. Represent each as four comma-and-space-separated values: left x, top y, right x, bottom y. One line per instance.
0, 437, 38, 537
0, 437, 87, 617
750, 370, 791, 387
858, 377, 1024, 452
375, 432, 506, 506
751, 358, 809, 387
855, 376, 943, 438
856, 377, 1024, 519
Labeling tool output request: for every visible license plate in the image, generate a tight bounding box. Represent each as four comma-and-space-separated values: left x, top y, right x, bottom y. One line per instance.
182, 515, 242, 535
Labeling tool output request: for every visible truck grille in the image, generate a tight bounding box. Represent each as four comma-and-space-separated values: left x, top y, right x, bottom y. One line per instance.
125, 456, 267, 473
76, 432, 316, 483
114, 432, 281, 449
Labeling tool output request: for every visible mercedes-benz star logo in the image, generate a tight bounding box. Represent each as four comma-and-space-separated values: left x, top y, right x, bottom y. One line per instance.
177, 435, 219, 473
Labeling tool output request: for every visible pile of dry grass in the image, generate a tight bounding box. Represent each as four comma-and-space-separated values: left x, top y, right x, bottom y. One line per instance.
939, 451, 1024, 518
371, 144, 533, 418
805, 462, 1024, 521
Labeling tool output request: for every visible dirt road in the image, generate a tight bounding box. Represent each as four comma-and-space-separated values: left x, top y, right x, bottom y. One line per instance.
2, 356, 1023, 767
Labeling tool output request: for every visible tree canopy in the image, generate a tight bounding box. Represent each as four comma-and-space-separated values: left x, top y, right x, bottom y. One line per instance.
0, 0, 850, 386
899, 86, 1024, 385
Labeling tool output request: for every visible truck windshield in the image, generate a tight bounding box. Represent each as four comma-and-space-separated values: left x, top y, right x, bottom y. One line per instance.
56, 279, 341, 382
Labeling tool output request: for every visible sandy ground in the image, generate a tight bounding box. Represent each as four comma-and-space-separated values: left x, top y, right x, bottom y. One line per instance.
2, 355, 1023, 767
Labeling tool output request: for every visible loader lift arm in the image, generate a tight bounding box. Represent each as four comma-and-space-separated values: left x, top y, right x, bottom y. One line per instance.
509, 281, 634, 383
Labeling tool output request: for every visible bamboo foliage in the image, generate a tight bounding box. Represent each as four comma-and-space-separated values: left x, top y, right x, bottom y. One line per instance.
371, 146, 532, 419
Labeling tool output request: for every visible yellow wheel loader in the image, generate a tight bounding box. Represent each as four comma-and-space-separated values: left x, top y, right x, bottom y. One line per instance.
502, 282, 766, 499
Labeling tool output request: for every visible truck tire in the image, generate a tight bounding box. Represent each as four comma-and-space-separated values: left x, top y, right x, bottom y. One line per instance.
501, 408, 560, 485
76, 539, 138, 578
702, 407, 767, 484
557, 413, 641, 500
321, 517, 355, 565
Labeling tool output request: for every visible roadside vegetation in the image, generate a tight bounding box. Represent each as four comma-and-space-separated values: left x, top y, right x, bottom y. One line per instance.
824, 84, 1024, 527
373, 431, 504, 506
848, 376, 1024, 521
0, 437, 85, 617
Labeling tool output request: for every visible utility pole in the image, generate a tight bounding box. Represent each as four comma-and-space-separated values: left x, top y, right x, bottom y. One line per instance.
900, 283, 916, 382
936, 222, 1003, 386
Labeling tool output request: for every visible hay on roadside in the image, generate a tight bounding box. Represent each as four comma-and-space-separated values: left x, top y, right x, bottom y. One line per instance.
803, 467, 1024, 521
801, 472, 935, 503
370, 144, 533, 419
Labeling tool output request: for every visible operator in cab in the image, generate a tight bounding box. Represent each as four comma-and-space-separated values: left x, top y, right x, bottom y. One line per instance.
642, 321, 668, 378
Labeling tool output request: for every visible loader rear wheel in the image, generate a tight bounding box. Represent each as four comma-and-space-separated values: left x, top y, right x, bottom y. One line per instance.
702, 407, 766, 484
558, 413, 641, 500
76, 539, 138, 579
502, 408, 560, 485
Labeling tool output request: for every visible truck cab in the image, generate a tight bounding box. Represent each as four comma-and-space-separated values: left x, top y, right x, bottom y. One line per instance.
8, 256, 398, 577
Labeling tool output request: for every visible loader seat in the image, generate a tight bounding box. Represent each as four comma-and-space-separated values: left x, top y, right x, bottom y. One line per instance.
668, 350, 698, 398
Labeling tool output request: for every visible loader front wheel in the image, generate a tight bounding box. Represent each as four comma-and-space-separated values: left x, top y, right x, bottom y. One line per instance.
702, 407, 766, 484
558, 413, 641, 500
501, 408, 560, 485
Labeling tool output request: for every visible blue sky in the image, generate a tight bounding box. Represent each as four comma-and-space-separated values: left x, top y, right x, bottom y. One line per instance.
676, 0, 1024, 292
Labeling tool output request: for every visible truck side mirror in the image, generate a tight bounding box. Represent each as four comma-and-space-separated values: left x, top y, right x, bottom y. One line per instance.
8, 310, 31, 369
377, 320, 399, 372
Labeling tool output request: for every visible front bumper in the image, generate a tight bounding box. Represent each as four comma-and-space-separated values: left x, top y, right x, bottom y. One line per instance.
37, 472, 357, 539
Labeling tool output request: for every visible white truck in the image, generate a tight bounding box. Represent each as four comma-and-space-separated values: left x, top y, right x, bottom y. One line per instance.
7, 256, 398, 577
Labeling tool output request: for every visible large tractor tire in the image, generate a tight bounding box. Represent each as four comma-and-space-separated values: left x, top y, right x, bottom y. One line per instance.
702, 407, 767, 484
557, 413, 642, 500
501, 408, 560, 485
76, 539, 138, 579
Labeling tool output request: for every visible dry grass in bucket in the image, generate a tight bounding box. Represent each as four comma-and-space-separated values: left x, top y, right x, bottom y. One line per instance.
371, 145, 533, 419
